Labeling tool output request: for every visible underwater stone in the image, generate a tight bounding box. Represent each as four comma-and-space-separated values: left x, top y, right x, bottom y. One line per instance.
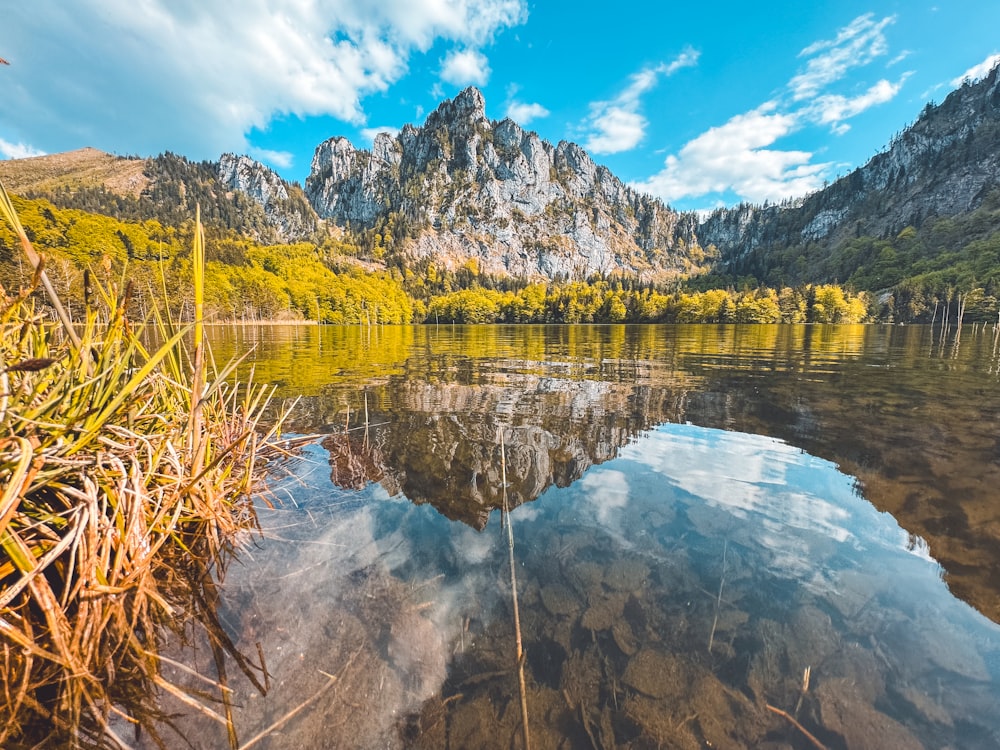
539, 583, 580, 617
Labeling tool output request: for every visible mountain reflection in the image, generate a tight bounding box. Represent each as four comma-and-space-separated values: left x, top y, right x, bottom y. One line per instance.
207, 322, 1000, 624
321, 378, 690, 528
132, 323, 1000, 749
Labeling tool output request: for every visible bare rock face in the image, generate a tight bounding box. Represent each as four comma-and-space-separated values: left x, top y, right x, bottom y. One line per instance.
217, 152, 319, 240
218, 152, 289, 206
305, 87, 703, 281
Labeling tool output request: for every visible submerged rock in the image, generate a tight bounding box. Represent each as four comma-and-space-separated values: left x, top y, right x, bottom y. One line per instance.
622, 649, 693, 700
815, 677, 924, 750
580, 591, 627, 631
604, 558, 650, 591
388, 608, 446, 700
540, 582, 580, 617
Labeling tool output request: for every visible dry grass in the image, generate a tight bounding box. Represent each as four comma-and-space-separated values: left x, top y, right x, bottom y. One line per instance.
0, 180, 292, 748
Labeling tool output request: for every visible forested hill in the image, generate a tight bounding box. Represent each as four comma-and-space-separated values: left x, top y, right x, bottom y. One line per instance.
0, 149, 320, 245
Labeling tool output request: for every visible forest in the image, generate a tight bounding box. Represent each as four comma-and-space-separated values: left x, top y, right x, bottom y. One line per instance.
1, 191, 996, 326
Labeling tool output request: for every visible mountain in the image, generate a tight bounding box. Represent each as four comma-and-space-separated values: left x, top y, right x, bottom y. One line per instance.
216, 152, 319, 240
698, 64, 1000, 283
3, 67, 999, 292
305, 87, 703, 281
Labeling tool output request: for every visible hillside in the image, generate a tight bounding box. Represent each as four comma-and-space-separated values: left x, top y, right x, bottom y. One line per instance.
0, 149, 320, 245
0, 147, 148, 196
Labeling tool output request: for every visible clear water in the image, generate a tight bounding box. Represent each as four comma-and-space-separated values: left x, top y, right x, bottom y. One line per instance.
152, 324, 1000, 749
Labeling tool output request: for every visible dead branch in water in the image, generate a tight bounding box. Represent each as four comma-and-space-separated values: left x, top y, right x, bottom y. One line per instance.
498, 424, 531, 750
766, 703, 828, 750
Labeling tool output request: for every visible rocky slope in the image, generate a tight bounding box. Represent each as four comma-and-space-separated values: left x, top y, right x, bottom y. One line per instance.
305, 87, 703, 281
216, 152, 319, 240
698, 63, 1000, 270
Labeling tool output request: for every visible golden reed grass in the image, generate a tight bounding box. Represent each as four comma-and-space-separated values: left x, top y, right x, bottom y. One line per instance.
1, 181, 292, 749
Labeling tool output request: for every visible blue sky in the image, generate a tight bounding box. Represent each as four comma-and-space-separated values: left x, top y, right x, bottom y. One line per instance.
1, 1, 998, 212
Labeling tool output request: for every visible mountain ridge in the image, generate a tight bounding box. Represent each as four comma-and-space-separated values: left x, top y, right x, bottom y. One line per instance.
2, 65, 999, 293
304, 86, 704, 281
699, 64, 1000, 281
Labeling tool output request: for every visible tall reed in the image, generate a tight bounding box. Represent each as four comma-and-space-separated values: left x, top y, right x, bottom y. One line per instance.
0, 181, 291, 749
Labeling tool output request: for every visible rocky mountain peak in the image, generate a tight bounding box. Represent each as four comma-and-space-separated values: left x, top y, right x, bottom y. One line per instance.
304, 87, 700, 280
215, 152, 318, 241
424, 86, 488, 129
217, 152, 289, 206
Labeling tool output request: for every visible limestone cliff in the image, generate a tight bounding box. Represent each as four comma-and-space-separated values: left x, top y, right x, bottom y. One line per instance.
216, 153, 319, 241
305, 87, 703, 281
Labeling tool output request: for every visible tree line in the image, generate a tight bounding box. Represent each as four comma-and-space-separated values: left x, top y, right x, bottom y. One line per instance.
1, 193, 993, 326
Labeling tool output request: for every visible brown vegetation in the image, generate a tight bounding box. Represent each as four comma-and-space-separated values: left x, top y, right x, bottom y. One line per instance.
0, 181, 293, 748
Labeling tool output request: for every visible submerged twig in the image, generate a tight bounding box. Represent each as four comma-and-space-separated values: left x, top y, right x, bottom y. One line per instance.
793, 665, 811, 715
237, 645, 363, 750
708, 539, 728, 653
766, 703, 828, 750
499, 424, 531, 750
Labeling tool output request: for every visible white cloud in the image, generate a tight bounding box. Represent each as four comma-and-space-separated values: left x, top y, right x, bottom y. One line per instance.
360, 126, 401, 143
0, 138, 45, 160
633, 104, 830, 206
887, 50, 912, 67
585, 108, 647, 154
439, 48, 491, 86
790, 13, 895, 100
808, 76, 908, 128
503, 83, 548, 124
951, 53, 1000, 86
506, 100, 549, 124
583, 48, 699, 154
0, 0, 526, 164
633, 17, 906, 207
248, 146, 294, 170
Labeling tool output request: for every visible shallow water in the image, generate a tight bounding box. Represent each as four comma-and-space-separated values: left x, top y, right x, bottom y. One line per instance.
153, 323, 1000, 748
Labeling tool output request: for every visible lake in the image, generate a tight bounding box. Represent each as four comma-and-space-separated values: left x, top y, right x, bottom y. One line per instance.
150, 323, 1000, 749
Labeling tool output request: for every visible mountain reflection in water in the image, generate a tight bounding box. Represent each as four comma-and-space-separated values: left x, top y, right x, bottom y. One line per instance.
144, 323, 1000, 749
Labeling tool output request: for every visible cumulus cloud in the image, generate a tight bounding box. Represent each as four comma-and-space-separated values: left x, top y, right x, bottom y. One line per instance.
789, 13, 895, 100
636, 15, 906, 207
951, 53, 1000, 86
440, 48, 491, 86
502, 83, 548, 125
583, 48, 699, 154
0, 0, 525, 163
585, 108, 647, 155
248, 147, 294, 170
633, 104, 830, 205
808, 76, 909, 130
0, 138, 45, 160
506, 100, 549, 125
